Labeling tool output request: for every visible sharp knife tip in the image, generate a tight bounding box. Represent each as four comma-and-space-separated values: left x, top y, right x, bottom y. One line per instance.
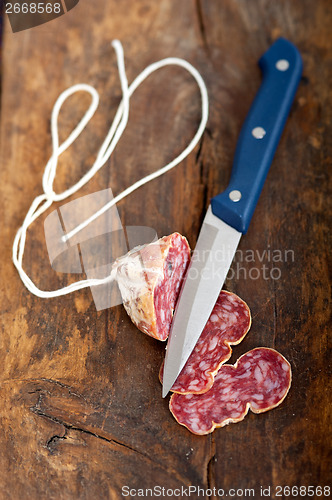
162, 389, 169, 398
162, 362, 184, 398
162, 386, 169, 398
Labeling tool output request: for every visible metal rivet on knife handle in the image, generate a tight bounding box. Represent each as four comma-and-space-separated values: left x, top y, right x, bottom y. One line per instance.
252, 126, 266, 139
229, 190, 242, 202
276, 59, 290, 71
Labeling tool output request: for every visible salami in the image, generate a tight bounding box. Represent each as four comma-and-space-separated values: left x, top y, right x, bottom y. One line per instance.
116, 233, 190, 341
159, 291, 251, 394
169, 348, 292, 435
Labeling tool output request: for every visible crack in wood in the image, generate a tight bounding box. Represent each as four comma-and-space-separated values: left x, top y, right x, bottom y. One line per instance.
46, 434, 67, 454
30, 402, 152, 462
195, 134, 205, 165
195, 0, 210, 54
206, 434, 216, 499
39, 378, 88, 402
272, 279, 278, 348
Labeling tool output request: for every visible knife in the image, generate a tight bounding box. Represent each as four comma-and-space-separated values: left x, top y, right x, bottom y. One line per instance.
162, 38, 302, 397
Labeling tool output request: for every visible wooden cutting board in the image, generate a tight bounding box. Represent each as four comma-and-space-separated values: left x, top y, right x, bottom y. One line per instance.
0, 1, 331, 498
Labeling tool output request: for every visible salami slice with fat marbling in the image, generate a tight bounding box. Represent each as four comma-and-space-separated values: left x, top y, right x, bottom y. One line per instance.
160, 291, 251, 394
169, 347, 292, 435
116, 233, 190, 341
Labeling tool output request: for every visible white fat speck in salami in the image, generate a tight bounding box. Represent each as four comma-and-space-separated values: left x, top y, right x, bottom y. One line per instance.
116, 233, 190, 341
169, 348, 292, 435
159, 291, 251, 393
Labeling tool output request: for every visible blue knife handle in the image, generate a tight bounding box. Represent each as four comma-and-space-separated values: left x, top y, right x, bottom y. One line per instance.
211, 38, 302, 234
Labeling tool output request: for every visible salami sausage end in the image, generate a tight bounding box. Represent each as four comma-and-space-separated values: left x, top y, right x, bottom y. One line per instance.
116, 233, 190, 341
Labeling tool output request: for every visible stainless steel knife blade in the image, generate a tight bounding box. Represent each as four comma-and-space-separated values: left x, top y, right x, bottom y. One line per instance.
162, 207, 241, 397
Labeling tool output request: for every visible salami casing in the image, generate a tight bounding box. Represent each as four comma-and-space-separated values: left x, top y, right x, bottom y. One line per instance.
160, 291, 251, 394
116, 233, 190, 341
169, 348, 292, 435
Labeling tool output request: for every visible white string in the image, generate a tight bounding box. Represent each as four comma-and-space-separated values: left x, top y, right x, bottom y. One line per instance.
12, 40, 209, 299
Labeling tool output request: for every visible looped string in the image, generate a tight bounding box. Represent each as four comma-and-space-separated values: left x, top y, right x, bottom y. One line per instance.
12, 40, 209, 299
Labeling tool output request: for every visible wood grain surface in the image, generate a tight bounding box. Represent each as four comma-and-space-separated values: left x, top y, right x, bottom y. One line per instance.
0, 1, 331, 498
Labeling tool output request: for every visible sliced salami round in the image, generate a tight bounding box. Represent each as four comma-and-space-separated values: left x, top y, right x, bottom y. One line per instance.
169, 347, 292, 435
116, 233, 190, 341
159, 291, 251, 394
